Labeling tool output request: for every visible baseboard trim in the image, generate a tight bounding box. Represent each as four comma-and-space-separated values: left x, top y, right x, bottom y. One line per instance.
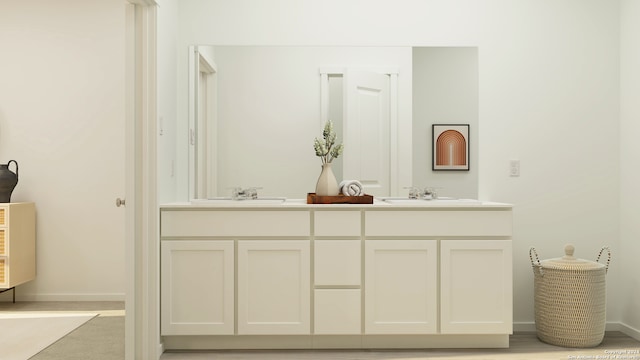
0, 293, 126, 302
163, 334, 510, 350
619, 322, 640, 341
514, 321, 640, 341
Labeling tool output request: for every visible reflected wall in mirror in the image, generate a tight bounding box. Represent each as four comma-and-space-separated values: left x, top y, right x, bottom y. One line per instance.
189, 46, 218, 200
188, 46, 477, 200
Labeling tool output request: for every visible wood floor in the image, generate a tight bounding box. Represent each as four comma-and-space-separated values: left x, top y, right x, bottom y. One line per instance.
161, 332, 640, 360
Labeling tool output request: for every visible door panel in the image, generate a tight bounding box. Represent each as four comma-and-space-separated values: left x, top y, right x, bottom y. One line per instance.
343, 70, 390, 196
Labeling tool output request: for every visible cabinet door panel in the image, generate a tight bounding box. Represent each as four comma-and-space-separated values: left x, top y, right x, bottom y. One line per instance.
364, 240, 438, 334
238, 240, 310, 335
440, 240, 512, 334
0, 203, 36, 288
161, 240, 234, 335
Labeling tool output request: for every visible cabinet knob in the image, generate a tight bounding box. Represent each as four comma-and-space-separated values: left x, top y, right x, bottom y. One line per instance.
116, 198, 126, 207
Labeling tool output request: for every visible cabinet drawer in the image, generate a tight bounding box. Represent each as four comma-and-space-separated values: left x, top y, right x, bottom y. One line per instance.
161, 210, 310, 237
365, 210, 512, 237
315, 240, 361, 286
314, 289, 361, 334
314, 211, 361, 237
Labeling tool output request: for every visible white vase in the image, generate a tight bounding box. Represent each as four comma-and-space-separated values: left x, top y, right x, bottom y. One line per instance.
315, 163, 339, 196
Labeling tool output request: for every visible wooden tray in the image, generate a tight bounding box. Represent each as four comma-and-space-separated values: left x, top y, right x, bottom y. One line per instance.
307, 193, 374, 204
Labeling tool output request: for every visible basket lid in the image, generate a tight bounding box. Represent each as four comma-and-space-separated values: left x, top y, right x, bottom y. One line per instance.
540, 244, 605, 270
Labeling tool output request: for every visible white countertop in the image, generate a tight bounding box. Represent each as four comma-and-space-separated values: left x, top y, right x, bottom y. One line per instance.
161, 198, 512, 209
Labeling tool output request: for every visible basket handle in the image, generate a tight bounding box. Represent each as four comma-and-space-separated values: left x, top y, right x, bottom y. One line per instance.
596, 246, 611, 274
529, 247, 543, 276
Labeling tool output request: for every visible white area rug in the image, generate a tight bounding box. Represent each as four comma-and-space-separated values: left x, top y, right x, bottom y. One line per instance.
0, 312, 97, 360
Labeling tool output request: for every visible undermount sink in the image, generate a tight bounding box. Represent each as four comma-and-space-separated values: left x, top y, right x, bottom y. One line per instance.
381, 197, 480, 205
191, 197, 287, 204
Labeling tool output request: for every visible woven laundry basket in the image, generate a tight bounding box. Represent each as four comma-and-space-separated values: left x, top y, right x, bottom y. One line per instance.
529, 244, 611, 348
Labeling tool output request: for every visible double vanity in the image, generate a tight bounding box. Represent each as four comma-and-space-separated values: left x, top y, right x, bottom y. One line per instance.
159, 198, 513, 350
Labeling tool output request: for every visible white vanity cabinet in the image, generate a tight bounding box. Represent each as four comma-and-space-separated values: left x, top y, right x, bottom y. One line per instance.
160, 202, 512, 350
364, 210, 513, 339
160, 209, 311, 337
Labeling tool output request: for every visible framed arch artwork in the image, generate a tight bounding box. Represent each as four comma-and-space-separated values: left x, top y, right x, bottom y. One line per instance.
432, 124, 470, 171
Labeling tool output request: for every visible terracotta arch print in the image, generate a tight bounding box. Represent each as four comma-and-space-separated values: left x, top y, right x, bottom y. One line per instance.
432, 124, 469, 171
437, 130, 466, 165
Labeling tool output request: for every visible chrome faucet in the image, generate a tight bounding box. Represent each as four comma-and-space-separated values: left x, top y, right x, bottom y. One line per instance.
423, 187, 437, 200
405, 186, 422, 199
232, 187, 260, 200
404, 186, 439, 200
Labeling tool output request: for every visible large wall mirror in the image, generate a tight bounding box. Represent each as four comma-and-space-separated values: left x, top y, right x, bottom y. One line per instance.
187, 46, 478, 200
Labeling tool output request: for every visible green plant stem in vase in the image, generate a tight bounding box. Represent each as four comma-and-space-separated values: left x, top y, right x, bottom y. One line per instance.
313, 120, 343, 196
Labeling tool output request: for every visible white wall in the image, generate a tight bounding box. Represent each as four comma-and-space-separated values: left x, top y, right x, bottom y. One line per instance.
620, 0, 640, 336
0, 1, 125, 300
476, 1, 621, 328
174, 0, 628, 330
157, 0, 179, 203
